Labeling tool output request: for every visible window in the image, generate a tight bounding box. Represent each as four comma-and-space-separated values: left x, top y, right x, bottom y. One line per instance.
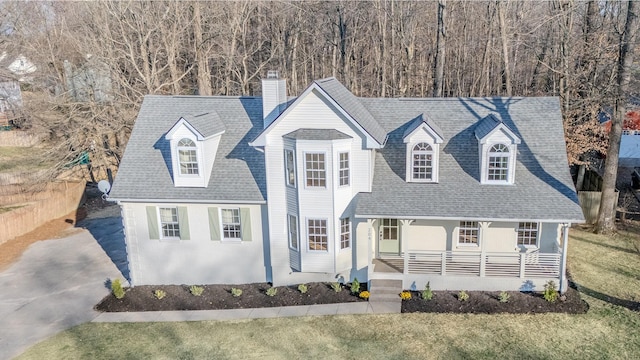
517, 222, 538, 247
340, 218, 350, 249
178, 138, 198, 175
284, 149, 296, 187
288, 214, 299, 250
305, 153, 326, 187
488, 144, 509, 181
339, 152, 350, 186
221, 208, 241, 240
307, 219, 328, 251
458, 221, 479, 245
412, 143, 433, 181
380, 219, 398, 241
159, 207, 180, 238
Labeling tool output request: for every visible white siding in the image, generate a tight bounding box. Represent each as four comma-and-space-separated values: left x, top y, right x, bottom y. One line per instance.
122, 202, 267, 285
406, 219, 450, 251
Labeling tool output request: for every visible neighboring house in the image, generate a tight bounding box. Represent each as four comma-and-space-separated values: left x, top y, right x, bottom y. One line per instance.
62, 56, 113, 103
109, 73, 584, 293
0, 53, 36, 83
0, 77, 22, 126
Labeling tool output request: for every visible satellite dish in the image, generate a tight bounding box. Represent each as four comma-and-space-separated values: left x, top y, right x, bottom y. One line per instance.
98, 180, 111, 194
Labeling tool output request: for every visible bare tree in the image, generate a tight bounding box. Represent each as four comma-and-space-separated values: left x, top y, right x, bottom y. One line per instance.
433, 0, 446, 97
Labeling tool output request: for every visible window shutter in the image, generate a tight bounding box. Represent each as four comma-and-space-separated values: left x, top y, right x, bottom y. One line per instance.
177, 207, 190, 240
146, 206, 159, 240
240, 208, 252, 241
208, 207, 220, 241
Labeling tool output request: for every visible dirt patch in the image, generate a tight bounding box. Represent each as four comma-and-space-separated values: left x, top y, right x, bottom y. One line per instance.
401, 286, 588, 314
0, 211, 82, 271
96, 282, 367, 312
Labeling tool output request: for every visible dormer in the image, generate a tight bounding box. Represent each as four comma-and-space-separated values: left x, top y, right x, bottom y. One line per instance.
165, 111, 225, 187
474, 114, 521, 185
403, 114, 444, 183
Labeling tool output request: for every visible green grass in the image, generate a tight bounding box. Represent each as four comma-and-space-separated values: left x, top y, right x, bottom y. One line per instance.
0, 146, 52, 172
17, 229, 640, 360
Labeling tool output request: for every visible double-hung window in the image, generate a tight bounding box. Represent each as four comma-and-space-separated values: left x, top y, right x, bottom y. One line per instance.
487, 144, 509, 181
159, 207, 180, 238
177, 138, 198, 175
340, 218, 350, 249
288, 214, 299, 250
339, 152, 350, 186
305, 153, 326, 187
221, 208, 241, 240
308, 219, 328, 251
284, 149, 296, 187
517, 222, 538, 247
458, 221, 479, 246
412, 143, 433, 181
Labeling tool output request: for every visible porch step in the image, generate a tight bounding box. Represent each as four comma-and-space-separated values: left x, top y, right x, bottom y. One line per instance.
368, 279, 403, 312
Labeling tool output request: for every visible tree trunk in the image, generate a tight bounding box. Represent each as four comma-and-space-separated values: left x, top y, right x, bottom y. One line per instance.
595, 0, 639, 234
433, 0, 446, 97
497, 0, 511, 96
193, 2, 212, 96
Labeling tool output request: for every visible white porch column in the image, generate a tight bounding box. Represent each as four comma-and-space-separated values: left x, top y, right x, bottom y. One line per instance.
367, 219, 376, 278
478, 222, 491, 277
559, 223, 570, 293
400, 219, 414, 274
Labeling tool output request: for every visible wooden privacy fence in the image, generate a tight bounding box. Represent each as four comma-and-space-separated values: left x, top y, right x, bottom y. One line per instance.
0, 181, 86, 245
578, 191, 619, 224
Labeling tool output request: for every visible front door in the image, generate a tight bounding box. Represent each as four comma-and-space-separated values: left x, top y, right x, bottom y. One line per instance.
378, 219, 400, 257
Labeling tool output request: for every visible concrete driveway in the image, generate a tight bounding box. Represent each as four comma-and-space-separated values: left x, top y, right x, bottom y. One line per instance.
0, 207, 126, 359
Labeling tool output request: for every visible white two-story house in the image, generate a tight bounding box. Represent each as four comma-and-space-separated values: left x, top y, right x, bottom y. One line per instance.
109, 73, 584, 292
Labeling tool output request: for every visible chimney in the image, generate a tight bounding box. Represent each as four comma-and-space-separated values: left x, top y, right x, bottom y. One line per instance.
262, 70, 287, 129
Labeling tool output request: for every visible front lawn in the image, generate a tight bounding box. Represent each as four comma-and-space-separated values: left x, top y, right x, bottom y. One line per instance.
17, 228, 640, 359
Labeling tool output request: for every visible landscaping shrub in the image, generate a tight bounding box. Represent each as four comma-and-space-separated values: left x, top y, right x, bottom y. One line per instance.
543, 280, 558, 302
458, 290, 469, 301
400, 291, 412, 300
189, 285, 204, 296
331, 282, 343, 293
266, 287, 278, 297
154, 289, 166, 300
498, 291, 510, 303
298, 284, 308, 294
350, 278, 360, 295
359, 291, 370, 300
422, 282, 433, 301
111, 279, 125, 299
231, 288, 243, 297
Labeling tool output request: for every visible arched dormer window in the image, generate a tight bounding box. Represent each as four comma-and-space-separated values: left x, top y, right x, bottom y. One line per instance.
412, 143, 434, 181
177, 138, 199, 175
487, 144, 509, 181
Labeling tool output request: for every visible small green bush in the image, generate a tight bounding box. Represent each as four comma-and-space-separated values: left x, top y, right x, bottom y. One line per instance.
331, 282, 343, 292
266, 287, 278, 297
458, 290, 469, 301
421, 282, 433, 301
298, 284, 308, 294
189, 285, 204, 296
498, 291, 510, 303
350, 278, 360, 294
543, 280, 558, 302
111, 279, 125, 299
231, 288, 243, 297
154, 289, 166, 300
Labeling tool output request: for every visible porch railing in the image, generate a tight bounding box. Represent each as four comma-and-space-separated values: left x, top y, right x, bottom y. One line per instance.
400, 251, 561, 279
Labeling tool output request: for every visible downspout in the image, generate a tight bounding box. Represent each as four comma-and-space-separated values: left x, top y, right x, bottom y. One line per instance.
559, 223, 570, 293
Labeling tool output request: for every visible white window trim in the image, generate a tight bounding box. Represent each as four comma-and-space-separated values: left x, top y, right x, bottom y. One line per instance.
517, 222, 540, 249
406, 142, 439, 183
340, 218, 351, 250
220, 208, 242, 242
303, 151, 327, 189
288, 214, 299, 251
338, 151, 350, 187
481, 142, 516, 185
158, 207, 180, 240
457, 221, 480, 248
306, 217, 329, 252
177, 138, 199, 176
284, 149, 296, 188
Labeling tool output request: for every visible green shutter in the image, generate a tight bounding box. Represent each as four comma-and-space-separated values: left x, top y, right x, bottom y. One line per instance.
178, 206, 190, 240
208, 207, 220, 241
240, 208, 252, 241
146, 206, 159, 240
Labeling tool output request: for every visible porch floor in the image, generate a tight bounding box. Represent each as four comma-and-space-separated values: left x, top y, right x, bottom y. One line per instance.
372, 258, 404, 273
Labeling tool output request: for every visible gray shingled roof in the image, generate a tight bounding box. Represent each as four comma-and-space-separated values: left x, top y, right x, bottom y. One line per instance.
109, 95, 265, 203
183, 110, 225, 138
402, 114, 444, 141
355, 96, 584, 222
314, 78, 387, 145
284, 128, 352, 141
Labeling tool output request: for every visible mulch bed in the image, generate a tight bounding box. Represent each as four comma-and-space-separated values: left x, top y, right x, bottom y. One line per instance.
401, 286, 588, 314
96, 282, 366, 312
